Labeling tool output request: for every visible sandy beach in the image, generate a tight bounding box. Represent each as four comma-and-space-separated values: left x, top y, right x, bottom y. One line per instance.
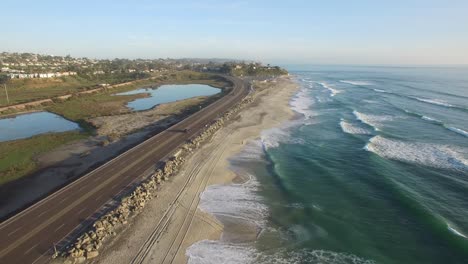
92, 75, 298, 264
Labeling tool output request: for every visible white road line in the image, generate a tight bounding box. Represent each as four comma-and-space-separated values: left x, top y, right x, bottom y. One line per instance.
57, 196, 68, 204
95, 193, 104, 200
31, 256, 42, 264
77, 207, 86, 216
7, 227, 21, 237
37, 209, 49, 218
24, 244, 37, 255
54, 223, 65, 233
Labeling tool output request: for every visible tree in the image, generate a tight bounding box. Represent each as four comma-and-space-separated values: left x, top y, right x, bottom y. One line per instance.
0, 74, 10, 104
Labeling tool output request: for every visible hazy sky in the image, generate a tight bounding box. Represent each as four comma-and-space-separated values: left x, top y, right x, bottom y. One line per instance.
2, 0, 468, 65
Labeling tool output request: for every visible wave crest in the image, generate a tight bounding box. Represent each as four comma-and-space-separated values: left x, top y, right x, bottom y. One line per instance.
353, 111, 394, 131
290, 86, 315, 119
340, 80, 373, 86
318, 82, 342, 97
365, 136, 468, 171
413, 97, 454, 108
339, 119, 372, 135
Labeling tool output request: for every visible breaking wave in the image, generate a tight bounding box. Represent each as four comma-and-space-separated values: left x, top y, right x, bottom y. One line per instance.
198, 173, 268, 227
447, 224, 468, 239
340, 80, 373, 86
446, 127, 468, 137
318, 82, 342, 97
187, 242, 376, 264
339, 119, 372, 135
290, 86, 315, 119
352, 110, 394, 131
373, 89, 388, 93
365, 136, 468, 171
403, 110, 468, 137
413, 97, 455, 108
260, 126, 305, 150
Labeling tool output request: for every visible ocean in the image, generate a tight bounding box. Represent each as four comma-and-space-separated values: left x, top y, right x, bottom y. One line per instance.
187, 66, 468, 264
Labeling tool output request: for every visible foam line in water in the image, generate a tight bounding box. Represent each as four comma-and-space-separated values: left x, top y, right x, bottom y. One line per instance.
365, 136, 468, 171
260, 126, 305, 150
318, 82, 342, 97
421, 116, 440, 123
403, 110, 468, 137
339, 119, 372, 135
445, 126, 468, 137
413, 97, 454, 108
198, 173, 268, 227
373, 88, 388, 93
340, 80, 373, 86
447, 224, 468, 239
352, 110, 394, 131
290, 86, 315, 119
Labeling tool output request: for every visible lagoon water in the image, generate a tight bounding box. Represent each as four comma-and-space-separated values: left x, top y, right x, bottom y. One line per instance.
188, 66, 468, 264
116, 84, 220, 111
0, 111, 80, 142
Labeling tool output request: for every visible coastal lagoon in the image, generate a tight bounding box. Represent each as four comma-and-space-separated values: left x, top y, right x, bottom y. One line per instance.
0, 112, 80, 142
116, 84, 220, 111
189, 66, 468, 264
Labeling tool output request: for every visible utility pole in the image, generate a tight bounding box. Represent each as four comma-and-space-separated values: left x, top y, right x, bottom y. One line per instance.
3, 84, 9, 104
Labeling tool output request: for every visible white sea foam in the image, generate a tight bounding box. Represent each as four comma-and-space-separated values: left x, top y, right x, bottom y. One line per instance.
260, 126, 306, 150
352, 111, 394, 131
290, 86, 315, 119
233, 140, 267, 161
421, 116, 440, 123
340, 80, 373, 86
446, 126, 468, 137
373, 88, 388, 93
365, 136, 468, 171
198, 173, 268, 227
187, 242, 376, 264
339, 119, 372, 135
447, 224, 468, 239
413, 97, 454, 108
318, 82, 342, 97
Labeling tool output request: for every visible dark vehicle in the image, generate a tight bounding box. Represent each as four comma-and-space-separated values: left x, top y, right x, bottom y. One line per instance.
183, 128, 191, 133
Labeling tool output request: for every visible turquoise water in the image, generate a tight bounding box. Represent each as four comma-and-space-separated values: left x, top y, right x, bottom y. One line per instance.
188, 66, 468, 264
0, 111, 80, 142
115, 84, 220, 111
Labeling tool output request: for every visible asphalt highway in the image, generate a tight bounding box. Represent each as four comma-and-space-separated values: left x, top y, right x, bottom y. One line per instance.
0, 75, 248, 264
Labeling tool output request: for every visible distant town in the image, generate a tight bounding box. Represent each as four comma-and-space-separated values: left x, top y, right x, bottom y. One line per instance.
0, 52, 285, 80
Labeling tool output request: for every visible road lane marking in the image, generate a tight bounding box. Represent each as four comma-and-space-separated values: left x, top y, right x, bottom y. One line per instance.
95, 193, 103, 200
24, 244, 37, 255
55, 224, 65, 233
77, 207, 86, 216
57, 196, 69, 204
7, 227, 21, 237
37, 209, 49, 218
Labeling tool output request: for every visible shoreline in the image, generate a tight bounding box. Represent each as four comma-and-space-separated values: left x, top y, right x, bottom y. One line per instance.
94, 75, 298, 264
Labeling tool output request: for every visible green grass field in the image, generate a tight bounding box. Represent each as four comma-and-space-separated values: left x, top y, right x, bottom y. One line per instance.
0, 131, 88, 185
